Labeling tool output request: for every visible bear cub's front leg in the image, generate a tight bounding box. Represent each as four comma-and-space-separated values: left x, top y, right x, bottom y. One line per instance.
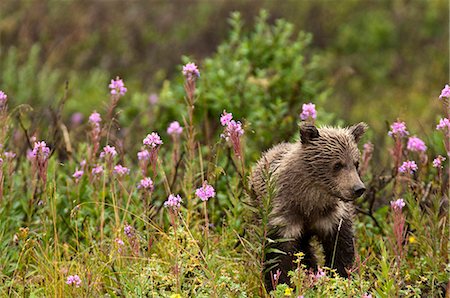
320, 218, 355, 277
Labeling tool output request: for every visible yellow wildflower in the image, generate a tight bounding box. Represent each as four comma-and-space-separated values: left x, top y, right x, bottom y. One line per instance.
408, 236, 416, 243
284, 287, 293, 296
170, 294, 181, 298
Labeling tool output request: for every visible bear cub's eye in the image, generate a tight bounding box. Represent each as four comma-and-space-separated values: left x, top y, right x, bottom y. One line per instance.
333, 162, 344, 172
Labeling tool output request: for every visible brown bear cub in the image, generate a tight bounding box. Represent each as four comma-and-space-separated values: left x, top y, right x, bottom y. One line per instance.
250, 122, 368, 291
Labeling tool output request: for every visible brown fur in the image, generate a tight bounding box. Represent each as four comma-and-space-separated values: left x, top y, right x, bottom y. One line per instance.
250, 122, 368, 290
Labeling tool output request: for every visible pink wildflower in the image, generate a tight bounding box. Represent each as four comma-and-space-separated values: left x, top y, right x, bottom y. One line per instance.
195, 181, 216, 202
167, 121, 183, 136
362, 294, 372, 298
164, 194, 182, 209
137, 149, 150, 161
148, 93, 159, 105
398, 160, 418, 174
221, 119, 244, 157
124, 224, 134, 238
100, 145, 117, 159
72, 170, 84, 182
143, 132, 163, 148
439, 84, 450, 99
4, 151, 16, 159
432, 155, 446, 168
407, 136, 427, 152
300, 103, 317, 121
88, 111, 102, 124
31, 141, 51, 160
71, 112, 83, 125
182, 62, 200, 80
113, 164, 130, 176
92, 165, 104, 176
0, 90, 7, 104
436, 118, 450, 130
109, 77, 127, 96
66, 275, 82, 287
388, 121, 409, 137
138, 177, 154, 191
220, 110, 233, 126
390, 198, 406, 211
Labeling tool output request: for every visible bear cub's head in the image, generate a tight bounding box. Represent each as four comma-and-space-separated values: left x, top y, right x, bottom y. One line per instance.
299, 122, 368, 202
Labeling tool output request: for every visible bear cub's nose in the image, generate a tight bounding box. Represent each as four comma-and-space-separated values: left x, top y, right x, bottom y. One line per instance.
353, 185, 366, 198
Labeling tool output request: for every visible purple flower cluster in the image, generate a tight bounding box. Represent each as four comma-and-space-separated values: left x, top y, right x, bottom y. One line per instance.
92, 165, 103, 176
432, 155, 446, 168
220, 110, 233, 126
164, 194, 182, 209
195, 181, 215, 202
113, 164, 130, 176
167, 121, 183, 136
137, 149, 150, 161
299, 103, 317, 121
439, 84, 450, 99
109, 77, 127, 96
124, 224, 134, 238
66, 275, 82, 287
0, 90, 7, 107
388, 121, 409, 137
100, 145, 117, 159
31, 141, 51, 160
220, 111, 244, 158
390, 198, 406, 211
398, 160, 418, 174
143, 132, 163, 148
436, 118, 450, 131
138, 177, 154, 191
182, 62, 200, 81
148, 93, 159, 105
4, 151, 16, 159
88, 112, 101, 125
72, 169, 84, 182
407, 136, 427, 152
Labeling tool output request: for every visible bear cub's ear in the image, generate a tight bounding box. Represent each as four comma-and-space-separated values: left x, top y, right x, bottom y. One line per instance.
300, 123, 320, 144
349, 122, 368, 143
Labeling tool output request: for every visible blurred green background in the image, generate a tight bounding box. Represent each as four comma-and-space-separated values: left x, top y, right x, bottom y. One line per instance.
0, 0, 448, 166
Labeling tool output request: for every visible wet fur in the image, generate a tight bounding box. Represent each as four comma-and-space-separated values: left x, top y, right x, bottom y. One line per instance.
250, 123, 367, 291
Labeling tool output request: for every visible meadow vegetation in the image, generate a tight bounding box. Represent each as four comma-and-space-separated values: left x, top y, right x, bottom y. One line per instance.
0, 7, 448, 298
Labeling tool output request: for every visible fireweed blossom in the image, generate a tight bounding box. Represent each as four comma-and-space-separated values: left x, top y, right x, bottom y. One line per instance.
436, 118, 450, 131
113, 164, 130, 177
92, 165, 104, 175
362, 294, 373, 298
220, 110, 233, 126
138, 177, 154, 191
182, 62, 200, 101
124, 224, 134, 238
407, 136, 427, 152
299, 103, 317, 121
30, 141, 51, 186
390, 198, 406, 211
4, 151, 16, 159
195, 181, 215, 202
164, 194, 182, 210
0, 90, 7, 104
182, 62, 200, 81
72, 169, 84, 183
167, 121, 183, 136
399, 160, 418, 174
432, 155, 446, 168
388, 121, 409, 137
88, 111, 102, 160
66, 275, 82, 287
220, 112, 244, 158
109, 77, 127, 96
143, 132, 163, 174
148, 93, 158, 105
439, 84, 450, 99
100, 145, 117, 163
